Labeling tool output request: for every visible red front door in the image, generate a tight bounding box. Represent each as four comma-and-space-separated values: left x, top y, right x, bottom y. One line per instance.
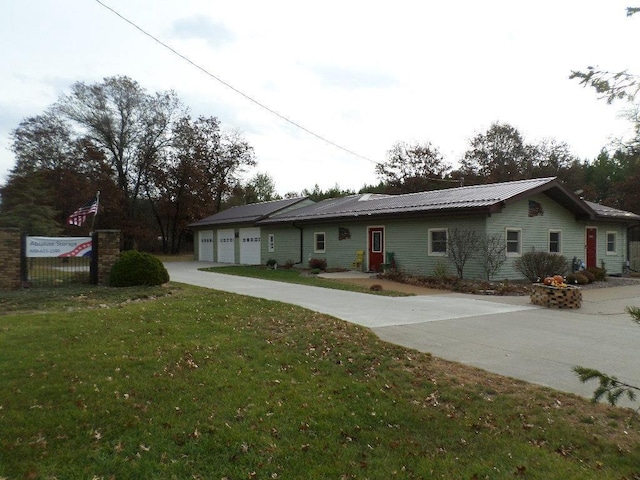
368, 227, 384, 272
586, 227, 597, 268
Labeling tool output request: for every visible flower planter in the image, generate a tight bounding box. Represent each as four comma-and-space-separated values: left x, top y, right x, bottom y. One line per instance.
530, 283, 582, 309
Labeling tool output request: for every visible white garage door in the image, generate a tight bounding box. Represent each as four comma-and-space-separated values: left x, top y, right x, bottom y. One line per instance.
198, 230, 214, 261
217, 229, 235, 263
239, 227, 261, 265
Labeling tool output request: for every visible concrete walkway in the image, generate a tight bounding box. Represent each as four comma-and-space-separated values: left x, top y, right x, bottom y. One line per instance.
165, 262, 640, 405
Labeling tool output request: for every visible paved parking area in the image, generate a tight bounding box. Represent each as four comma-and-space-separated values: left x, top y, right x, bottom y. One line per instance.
165, 262, 640, 405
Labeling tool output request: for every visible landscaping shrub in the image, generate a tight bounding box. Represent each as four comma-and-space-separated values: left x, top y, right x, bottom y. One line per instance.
308, 258, 327, 271
283, 259, 295, 269
432, 259, 450, 279
566, 272, 589, 285
581, 269, 596, 283
266, 258, 277, 268
586, 266, 607, 281
109, 250, 170, 287
513, 250, 569, 282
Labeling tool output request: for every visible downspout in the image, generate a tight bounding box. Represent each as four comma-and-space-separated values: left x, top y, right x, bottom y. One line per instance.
293, 223, 304, 265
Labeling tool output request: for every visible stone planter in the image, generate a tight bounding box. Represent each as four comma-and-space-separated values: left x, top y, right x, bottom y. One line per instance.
530, 283, 582, 309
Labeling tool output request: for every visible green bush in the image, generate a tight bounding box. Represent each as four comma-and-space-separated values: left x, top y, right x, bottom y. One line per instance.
566, 272, 589, 285
266, 258, 277, 268
308, 258, 327, 271
586, 266, 607, 281
513, 250, 569, 282
109, 250, 170, 287
581, 269, 596, 283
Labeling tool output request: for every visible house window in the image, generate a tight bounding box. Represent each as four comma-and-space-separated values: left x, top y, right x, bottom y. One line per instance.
268, 234, 275, 253
314, 232, 326, 253
428, 229, 448, 256
606, 232, 617, 254
506, 229, 521, 256
549, 230, 561, 254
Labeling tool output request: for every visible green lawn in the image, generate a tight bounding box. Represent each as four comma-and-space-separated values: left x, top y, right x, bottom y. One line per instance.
201, 265, 409, 296
1, 284, 639, 478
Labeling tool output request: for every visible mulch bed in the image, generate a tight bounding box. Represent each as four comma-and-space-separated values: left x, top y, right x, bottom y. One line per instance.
377, 271, 640, 296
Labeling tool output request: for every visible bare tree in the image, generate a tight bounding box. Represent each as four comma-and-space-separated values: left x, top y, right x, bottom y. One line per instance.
447, 229, 480, 279
480, 233, 507, 281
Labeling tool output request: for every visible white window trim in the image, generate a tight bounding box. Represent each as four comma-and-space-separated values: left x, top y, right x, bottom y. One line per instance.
548, 229, 562, 254
506, 228, 522, 257
314, 232, 326, 253
268, 233, 275, 253
606, 231, 617, 255
428, 228, 448, 256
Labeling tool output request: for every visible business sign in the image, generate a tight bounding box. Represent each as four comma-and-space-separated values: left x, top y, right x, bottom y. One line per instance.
26, 236, 92, 258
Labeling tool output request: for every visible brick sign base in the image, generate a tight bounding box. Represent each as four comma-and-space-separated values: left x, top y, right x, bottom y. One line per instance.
530, 283, 582, 309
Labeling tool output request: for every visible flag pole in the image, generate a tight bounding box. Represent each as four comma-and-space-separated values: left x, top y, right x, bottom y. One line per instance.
90, 191, 100, 232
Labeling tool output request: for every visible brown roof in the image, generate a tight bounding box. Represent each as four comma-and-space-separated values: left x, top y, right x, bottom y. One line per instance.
584, 201, 640, 223
260, 177, 595, 224
188, 197, 309, 228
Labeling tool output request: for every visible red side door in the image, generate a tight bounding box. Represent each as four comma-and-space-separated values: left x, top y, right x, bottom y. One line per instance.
368, 227, 384, 272
586, 227, 597, 268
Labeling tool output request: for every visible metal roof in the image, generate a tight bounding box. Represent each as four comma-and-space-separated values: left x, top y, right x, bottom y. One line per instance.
260, 177, 593, 224
188, 178, 640, 229
188, 197, 309, 227
584, 201, 640, 223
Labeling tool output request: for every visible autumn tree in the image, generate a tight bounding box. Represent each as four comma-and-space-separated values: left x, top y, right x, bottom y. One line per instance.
1, 112, 120, 234
376, 141, 451, 193
144, 115, 255, 253
2, 76, 257, 251
54, 76, 183, 247
460, 122, 533, 184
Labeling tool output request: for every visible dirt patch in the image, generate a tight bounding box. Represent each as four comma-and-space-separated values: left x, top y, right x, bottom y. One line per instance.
330, 278, 447, 295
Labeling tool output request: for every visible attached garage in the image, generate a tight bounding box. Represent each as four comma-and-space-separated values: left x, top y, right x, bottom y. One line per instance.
217, 229, 235, 263
197, 230, 214, 261
188, 197, 311, 264
240, 227, 261, 265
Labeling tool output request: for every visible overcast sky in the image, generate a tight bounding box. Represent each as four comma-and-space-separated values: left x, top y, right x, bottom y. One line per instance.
2, 1, 639, 195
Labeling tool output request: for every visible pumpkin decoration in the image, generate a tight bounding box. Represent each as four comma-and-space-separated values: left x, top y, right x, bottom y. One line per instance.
553, 275, 564, 284
543, 277, 553, 286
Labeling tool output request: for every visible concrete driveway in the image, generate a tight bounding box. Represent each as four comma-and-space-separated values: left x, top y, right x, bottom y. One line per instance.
165, 262, 640, 405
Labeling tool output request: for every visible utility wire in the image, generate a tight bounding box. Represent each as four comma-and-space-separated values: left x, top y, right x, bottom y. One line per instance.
94, 0, 381, 167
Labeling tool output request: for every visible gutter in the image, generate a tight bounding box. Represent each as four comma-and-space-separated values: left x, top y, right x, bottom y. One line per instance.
293, 223, 304, 265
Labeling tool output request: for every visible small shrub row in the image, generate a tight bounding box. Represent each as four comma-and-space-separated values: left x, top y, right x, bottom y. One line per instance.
308, 258, 327, 271
566, 267, 606, 285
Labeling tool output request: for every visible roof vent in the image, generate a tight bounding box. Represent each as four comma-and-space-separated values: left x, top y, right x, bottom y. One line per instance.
358, 194, 374, 201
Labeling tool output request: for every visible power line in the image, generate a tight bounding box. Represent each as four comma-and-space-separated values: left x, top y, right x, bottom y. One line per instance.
94, 0, 381, 167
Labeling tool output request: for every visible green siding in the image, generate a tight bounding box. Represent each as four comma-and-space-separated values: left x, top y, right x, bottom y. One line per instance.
575, 223, 627, 274
193, 194, 630, 277
260, 226, 303, 266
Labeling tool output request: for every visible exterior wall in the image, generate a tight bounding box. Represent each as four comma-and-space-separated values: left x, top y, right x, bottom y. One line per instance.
297, 223, 368, 269
486, 194, 586, 280
576, 222, 627, 274
384, 216, 486, 278
0, 228, 22, 290
260, 225, 304, 266
295, 217, 486, 276
192, 195, 634, 277
485, 194, 629, 278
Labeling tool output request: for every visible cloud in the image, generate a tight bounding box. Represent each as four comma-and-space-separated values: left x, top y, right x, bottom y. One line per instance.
306, 65, 398, 90
170, 15, 235, 48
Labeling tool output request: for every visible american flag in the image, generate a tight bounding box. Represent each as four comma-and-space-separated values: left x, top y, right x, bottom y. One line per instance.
67, 196, 99, 226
